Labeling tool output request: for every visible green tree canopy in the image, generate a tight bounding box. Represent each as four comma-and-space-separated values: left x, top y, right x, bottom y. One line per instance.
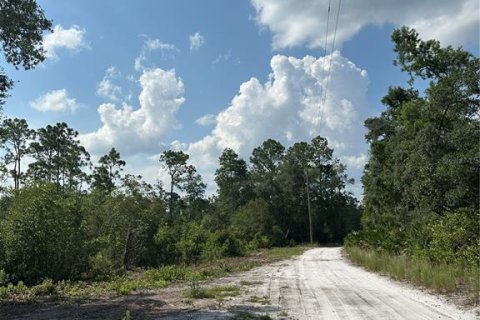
215, 148, 252, 214
0, 118, 34, 189
159, 150, 189, 218
358, 27, 479, 259
27, 122, 90, 191
0, 0, 52, 106
92, 147, 126, 193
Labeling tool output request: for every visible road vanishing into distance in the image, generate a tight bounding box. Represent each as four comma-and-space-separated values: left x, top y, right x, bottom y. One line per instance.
164, 247, 478, 319
3, 248, 477, 320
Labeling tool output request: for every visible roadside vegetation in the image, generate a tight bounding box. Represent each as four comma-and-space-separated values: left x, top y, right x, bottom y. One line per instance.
0, 246, 308, 302
345, 27, 479, 303
345, 246, 479, 302
0, 127, 358, 302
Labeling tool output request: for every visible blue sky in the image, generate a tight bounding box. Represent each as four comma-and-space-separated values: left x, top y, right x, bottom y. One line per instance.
3, 0, 479, 197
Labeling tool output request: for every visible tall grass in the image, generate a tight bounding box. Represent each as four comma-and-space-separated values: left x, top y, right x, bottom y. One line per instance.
345, 246, 479, 303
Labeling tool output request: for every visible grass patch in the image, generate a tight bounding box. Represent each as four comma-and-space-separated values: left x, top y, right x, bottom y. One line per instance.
345, 246, 480, 302
184, 284, 240, 300
247, 295, 270, 305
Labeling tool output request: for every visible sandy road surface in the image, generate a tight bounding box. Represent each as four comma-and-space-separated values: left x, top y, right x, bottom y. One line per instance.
2, 248, 477, 319
163, 247, 478, 319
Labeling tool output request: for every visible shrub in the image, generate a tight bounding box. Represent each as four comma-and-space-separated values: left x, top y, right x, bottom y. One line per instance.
202, 230, 245, 260
89, 251, 116, 279
0, 184, 88, 283
113, 281, 138, 295
251, 233, 271, 249
177, 223, 209, 264
231, 199, 276, 244
144, 265, 188, 282
154, 224, 181, 265
0, 286, 7, 299
32, 279, 56, 296
426, 208, 479, 267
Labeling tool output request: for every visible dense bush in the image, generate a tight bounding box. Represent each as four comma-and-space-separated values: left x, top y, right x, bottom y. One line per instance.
154, 224, 181, 265
177, 223, 209, 265
202, 230, 245, 260
0, 184, 88, 283
425, 209, 479, 267
231, 199, 276, 246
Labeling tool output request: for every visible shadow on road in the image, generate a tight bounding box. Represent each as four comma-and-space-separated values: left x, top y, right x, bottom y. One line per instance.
1, 293, 280, 320
0, 293, 168, 320
159, 304, 280, 319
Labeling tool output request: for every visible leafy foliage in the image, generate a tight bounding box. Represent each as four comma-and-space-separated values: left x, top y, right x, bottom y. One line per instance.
0, 131, 358, 286
0, 118, 35, 189
0, 184, 88, 282
159, 150, 190, 218
27, 122, 90, 191
347, 27, 479, 272
0, 0, 52, 106
91, 148, 125, 193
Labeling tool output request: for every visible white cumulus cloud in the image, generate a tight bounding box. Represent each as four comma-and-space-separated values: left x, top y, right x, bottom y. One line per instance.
96, 66, 123, 101
43, 25, 89, 59
187, 52, 372, 194
30, 89, 77, 112
134, 38, 179, 72
195, 114, 216, 126
251, 0, 479, 49
82, 68, 185, 155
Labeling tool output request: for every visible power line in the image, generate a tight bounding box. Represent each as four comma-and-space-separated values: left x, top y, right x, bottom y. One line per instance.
315, 0, 332, 130
323, 0, 332, 56
306, 0, 336, 245
321, 0, 342, 109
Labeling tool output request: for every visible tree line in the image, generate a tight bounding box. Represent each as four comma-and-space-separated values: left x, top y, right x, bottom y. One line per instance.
0, 122, 360, 284
346, 27, 479, 269
0, 0, 360, 286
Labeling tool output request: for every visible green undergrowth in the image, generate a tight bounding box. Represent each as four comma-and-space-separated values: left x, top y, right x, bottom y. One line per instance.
345, 246, 480, 303
184, 283, 240, 299
0, 245, 309, 302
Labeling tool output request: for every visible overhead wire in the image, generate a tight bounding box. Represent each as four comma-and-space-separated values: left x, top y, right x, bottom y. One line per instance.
315, 0, 332, 131
321, 0, 342, 110
308, 0, 338, 240
323, 0, 332, 57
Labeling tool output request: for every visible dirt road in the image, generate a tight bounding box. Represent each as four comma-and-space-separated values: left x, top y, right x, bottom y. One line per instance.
164, 247, 478, 319
3, 248, 477, 319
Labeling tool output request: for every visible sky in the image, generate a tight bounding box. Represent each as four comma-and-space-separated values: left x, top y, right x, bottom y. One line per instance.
2, 0, 479, 198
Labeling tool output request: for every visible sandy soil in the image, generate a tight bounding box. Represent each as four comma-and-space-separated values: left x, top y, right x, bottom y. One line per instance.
162, 247, 479, 319
2, 247, 478, 319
